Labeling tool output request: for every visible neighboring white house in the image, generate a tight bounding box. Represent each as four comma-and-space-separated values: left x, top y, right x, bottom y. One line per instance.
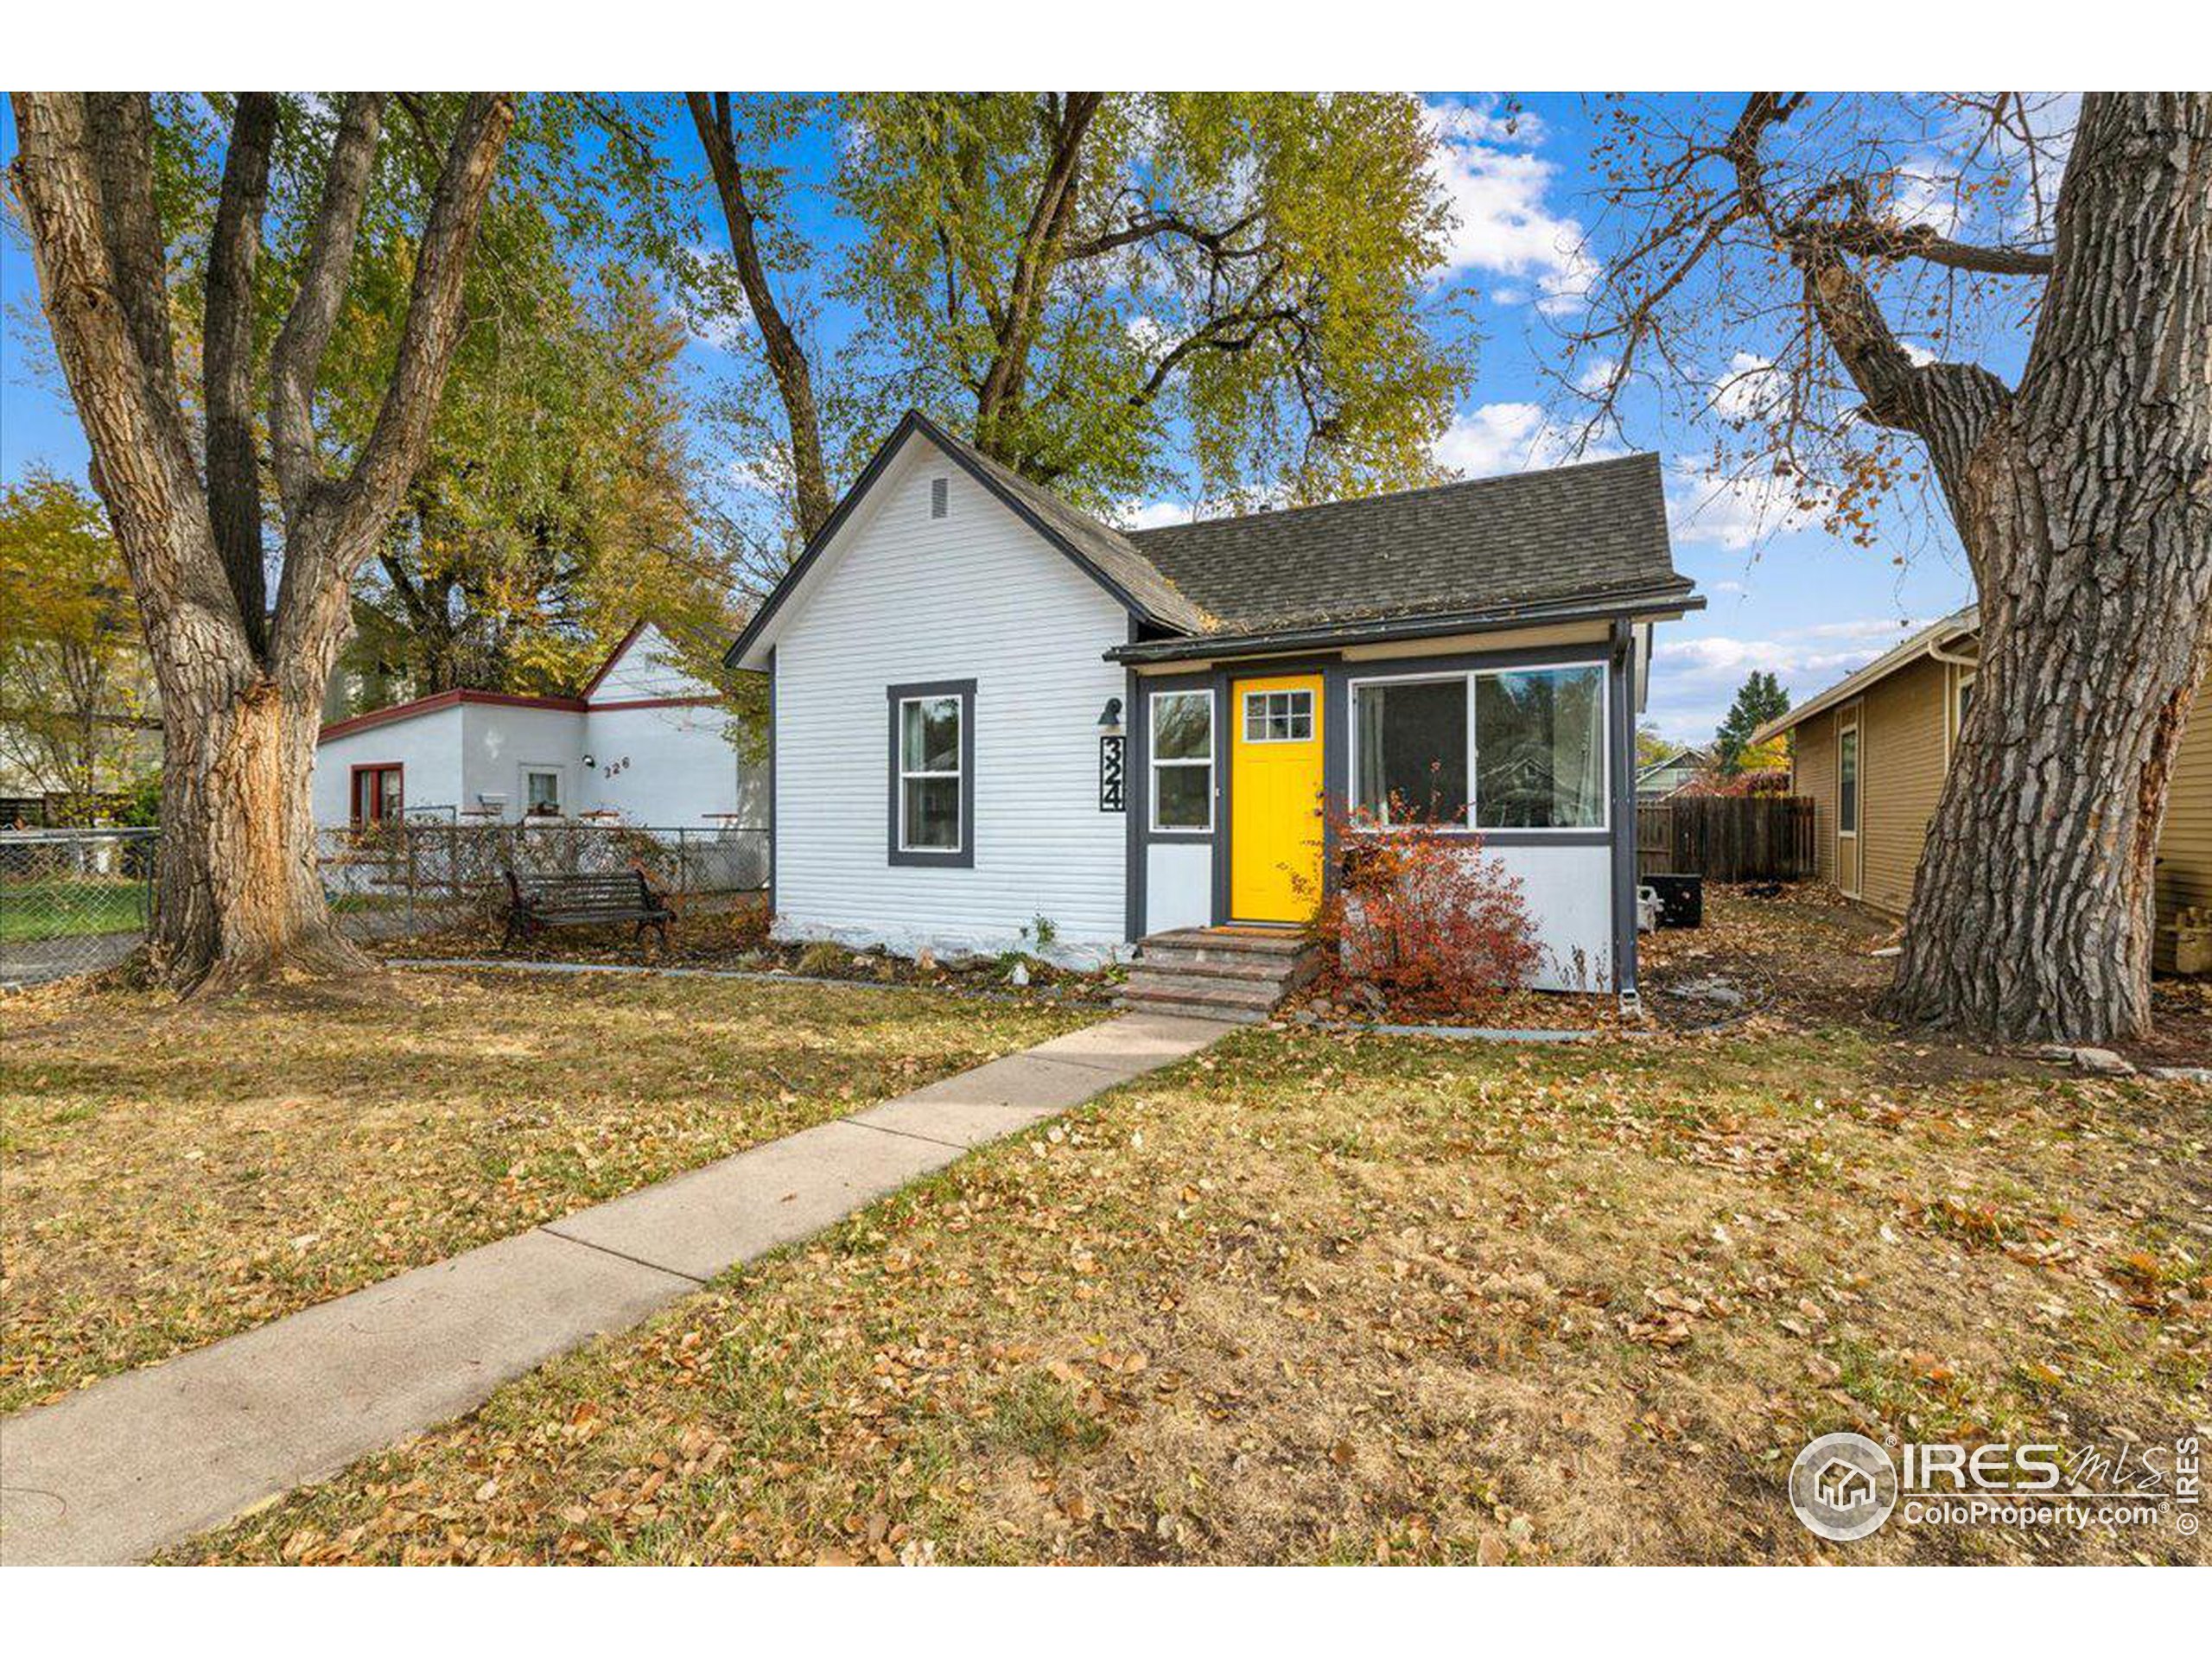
313, 623, 753, 828
728, 411, 1703, 995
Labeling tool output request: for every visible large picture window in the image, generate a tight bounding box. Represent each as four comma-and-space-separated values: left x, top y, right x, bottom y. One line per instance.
887, 680, 975, 866
1353, 678, 1467, 823
1474, 665, 1605, 829
1150, 690, 1214, 831
1351, 660, 1609, 832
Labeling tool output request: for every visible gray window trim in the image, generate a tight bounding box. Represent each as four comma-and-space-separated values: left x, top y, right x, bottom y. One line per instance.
1147, 686, 1217, 835
887, 678, 976, 868
1345, 657, 1611, 835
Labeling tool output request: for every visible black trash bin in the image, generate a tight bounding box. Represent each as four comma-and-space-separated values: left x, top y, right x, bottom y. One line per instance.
1646, 873, 1703, 929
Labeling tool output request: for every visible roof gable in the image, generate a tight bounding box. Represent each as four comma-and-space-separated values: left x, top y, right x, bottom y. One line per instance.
726, 412, 1209, 670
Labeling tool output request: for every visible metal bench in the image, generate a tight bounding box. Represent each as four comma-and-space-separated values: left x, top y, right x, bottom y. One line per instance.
501, 868, 675, 952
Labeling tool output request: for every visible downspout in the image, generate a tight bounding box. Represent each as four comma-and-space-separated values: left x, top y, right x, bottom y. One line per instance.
1610, 619, 1640, 1013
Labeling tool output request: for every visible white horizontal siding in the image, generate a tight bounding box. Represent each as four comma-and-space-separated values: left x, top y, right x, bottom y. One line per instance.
773, 441, 1130, 959
591, 624, 696, 701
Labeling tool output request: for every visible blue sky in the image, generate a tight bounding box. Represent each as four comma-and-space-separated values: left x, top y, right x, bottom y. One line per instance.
0, 93, 1985, 744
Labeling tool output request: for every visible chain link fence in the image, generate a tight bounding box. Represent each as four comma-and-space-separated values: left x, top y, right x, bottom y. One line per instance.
0, 822, 767, 984
319, 819, 770, 948
0, 828, 159, 984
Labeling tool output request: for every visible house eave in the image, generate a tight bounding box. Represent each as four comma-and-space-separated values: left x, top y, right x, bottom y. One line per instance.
1105, 587, 1703, 666
1752, 603, 1981, 745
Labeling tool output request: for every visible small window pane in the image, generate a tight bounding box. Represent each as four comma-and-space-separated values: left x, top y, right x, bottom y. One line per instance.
1154, 766, 1211, 829
1245, 701, 1268, 742
1475, 666, 1605, 829
1839, 728, 1859, 832
1154, 692, 1211, 760
1354, 680, 1467, 821
903, 777, 961, 849
902, 697, 961, 772
525, 771, 560, 814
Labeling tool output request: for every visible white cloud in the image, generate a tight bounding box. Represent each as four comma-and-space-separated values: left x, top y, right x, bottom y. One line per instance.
1117, 499, 1191, 531
1574, 357, 1621, 395
1643, 618, 1927, 741
1423, 99, 1595, 315
1707, 352, 1786, 424
1433, 403, 1622, 479
1666, 458, 1828, 551
1888, 161, 1962, 236
1707, 579, 1745, 595
1430, 97, 1546, 149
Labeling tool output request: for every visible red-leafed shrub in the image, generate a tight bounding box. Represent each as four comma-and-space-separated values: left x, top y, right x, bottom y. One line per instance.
1295, 795, 1542, 1013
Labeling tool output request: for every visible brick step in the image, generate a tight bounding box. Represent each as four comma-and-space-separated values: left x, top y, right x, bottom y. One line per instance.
1129, 950, 1300, 985
1116, 985, 1274, 1025
1143, 927, 1311, 957
1121, 969, 1284, 1009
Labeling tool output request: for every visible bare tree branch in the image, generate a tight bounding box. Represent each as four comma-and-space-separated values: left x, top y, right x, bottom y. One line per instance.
80, 94, 179, 410
685, 92, 834, 540
973, 91, 1103, 451
8, 93, 235, 644
204, 92, 278, 656
273, 92, 514, 671
268, 92, 387, 524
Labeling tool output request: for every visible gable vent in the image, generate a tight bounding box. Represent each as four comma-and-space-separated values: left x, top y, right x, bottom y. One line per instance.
930, 477, 949, 519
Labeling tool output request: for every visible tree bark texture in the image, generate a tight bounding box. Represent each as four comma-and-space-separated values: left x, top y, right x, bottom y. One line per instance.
1873, 93, 2212, 1040
9, 91, 514, 992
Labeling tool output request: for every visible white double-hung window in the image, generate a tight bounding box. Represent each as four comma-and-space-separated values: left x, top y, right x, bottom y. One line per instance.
1149, 690, 1214, 832
888, 680, 974, 867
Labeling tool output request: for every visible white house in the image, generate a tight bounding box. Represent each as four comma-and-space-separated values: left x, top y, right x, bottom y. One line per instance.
728, 411, 1702, 996
313, 622, 752, 828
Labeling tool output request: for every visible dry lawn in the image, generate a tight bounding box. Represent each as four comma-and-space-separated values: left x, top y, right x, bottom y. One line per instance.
0, 969, 1093, 1414
176, 1005, 2209, 1564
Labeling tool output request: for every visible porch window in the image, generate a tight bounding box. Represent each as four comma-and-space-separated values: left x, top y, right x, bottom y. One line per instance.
1351, 678, 1467, 823
1150, 690, 1214, 831
524, 768, 562, 817
1243, 688, 1313, 743
350, 764, 403, 826
1473, 665, 1606, 830
897, 694, 964, 852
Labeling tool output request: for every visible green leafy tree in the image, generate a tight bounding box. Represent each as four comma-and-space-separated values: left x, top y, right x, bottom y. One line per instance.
0, 471, 158, 809
684, 91, 1473, 550
1713, 671, 1791, 774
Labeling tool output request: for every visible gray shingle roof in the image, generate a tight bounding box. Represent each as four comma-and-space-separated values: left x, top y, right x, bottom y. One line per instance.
728, 412, 1693, 671
1126, 452, 1688, 633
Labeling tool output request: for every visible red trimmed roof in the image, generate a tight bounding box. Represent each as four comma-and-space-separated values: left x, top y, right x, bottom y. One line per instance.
317, 689, 586, 744
579, 619, 651, 699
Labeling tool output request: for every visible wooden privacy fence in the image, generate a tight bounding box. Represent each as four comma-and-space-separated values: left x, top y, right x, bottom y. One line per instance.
1637, 796, 1816, 882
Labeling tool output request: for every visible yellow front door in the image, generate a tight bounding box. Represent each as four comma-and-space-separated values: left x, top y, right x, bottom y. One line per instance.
1230, 673, 1325, 922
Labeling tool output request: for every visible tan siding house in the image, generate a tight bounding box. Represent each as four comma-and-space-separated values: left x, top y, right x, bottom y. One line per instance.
1758, 606, 2209, 972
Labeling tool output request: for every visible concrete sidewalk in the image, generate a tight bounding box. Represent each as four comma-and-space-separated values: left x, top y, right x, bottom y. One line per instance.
0, 1011, 1231, 1566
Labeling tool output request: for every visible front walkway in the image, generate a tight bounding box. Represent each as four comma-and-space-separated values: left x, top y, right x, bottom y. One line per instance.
0, 1012, 1232, 1565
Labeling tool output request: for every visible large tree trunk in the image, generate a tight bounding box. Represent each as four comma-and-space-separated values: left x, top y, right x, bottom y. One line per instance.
1878, 94, 2212, 1042
10, 90, 512, 995
149, 651, 366, 990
